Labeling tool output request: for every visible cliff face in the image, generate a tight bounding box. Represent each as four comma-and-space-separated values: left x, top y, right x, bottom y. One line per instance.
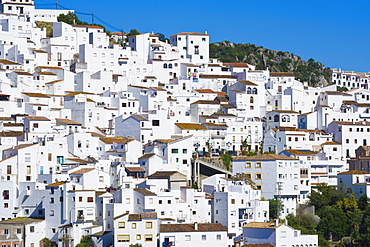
210, 41, 332, 87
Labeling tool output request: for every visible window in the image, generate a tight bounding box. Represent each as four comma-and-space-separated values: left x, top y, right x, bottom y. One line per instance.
171, 149, 179, 153
231, 199, 235, 204
79, 197, 83, 202
152, 120, 160, 126
185, 235, 191, 241
146, 221, 153, 229
30, 226, 35, 232
50, 198, 54, 204
139, 234, 151, 243
132, 223, 137, 229
87, 197, 93, 202
50, 210, 54, 216
202, 235, 206, 241
118, 222, 125, 229
25, 153, 31, 162
26, 165, 31, 175
136, 234, 141, 240
217, 234, 221, 240
245, 162, 251, 168
33, 123, 39, 128
256, 162, 262, 168
256, 173, 262, 179
117, 235, 130, 242
183, 149, 187, 154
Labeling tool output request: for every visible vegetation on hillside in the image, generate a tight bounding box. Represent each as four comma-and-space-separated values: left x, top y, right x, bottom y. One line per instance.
210, 41, 332, 87
286, 184, 370, 246
35, 21, 53, 37
57, 12, 109, 35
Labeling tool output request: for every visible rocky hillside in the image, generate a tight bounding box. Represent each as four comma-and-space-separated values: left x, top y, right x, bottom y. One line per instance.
210, 41, 332, 87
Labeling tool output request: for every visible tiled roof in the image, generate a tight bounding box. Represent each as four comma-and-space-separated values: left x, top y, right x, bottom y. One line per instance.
175, 123, 207, 130
45, 80, 63, 85
36, 66, 64, 70
228, 63, 250, 67
46, 181, 68, 187
70, 168, 94, 175
99, 136, 135, 144
132, 114, 148, 121
338, 170, 370, 175
133, 188, 157, 196
125, 166, 145, 172
0, 131, 24, 137
321, 141, 341, 145
128, 212, 157, 221
0, 217, 44, 225
269, 110, 298, 114
36, 71, 56, 75
199, 74, 236, 79
194, 89, 216, 93
0, 59, 21, 65
13, 71, 32, 76
25, 116, 50, 121
22, 92, 50, 98
170, 32, 209, 36
138, 153, 156, 159
160, 223, 227, 232
240, 80, 258, 86
56, 118, 82, 125
3, 143, 37, 151
233, 154, 298, 161
191, 100, 219, 105
324, 91, 352, 96
112, 212, 129, 220
243, 222, 283, 228
148, 171, 185, 178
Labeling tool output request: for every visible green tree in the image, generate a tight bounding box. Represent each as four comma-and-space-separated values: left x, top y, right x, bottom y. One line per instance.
358, 194, 369, 211
316, 206, 349, 241
335, 195, 363, 237
221, 153, 233, 170
286, 214, 317, 234
129, 244, 142, 247
268, 198, 283, 220
308, 184, 346, 212
75, 236, 93, 247
57, 12, 88, 25
126, 29, 140, 37
40, 238, 56, 247
356, 204, 370, 246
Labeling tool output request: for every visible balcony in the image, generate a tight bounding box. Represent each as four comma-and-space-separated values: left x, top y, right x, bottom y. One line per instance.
177, 214, 187, 221
211, 132, 226, 138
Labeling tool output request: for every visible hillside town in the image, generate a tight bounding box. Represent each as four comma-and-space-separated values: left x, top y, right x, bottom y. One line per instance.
0, 0, 369, 247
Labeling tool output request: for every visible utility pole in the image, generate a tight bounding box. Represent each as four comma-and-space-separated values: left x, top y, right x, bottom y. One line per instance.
277, 181, 283, 219
56, 0, 58, 9
121, 28, 124, 47
92, 13, 94, 24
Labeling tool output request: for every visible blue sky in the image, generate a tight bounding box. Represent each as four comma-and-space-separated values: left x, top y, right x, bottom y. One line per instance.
35, 0, 370, 72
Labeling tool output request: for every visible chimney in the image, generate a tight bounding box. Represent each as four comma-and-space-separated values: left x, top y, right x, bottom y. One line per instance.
274, 219, 279, 227
194, 222, 198, 230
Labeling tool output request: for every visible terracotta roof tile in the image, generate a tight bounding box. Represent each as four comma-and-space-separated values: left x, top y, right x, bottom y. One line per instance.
233, 154, 298, 161
160, 223, 227, 232
133, 188, 157, 196
70, 168, 95, 175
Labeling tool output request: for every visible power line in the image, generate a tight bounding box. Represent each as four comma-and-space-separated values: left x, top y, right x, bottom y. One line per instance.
44, 2, 122, 31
